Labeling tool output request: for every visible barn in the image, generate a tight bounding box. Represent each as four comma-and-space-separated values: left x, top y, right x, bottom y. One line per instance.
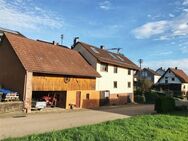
0, 32, 100, 112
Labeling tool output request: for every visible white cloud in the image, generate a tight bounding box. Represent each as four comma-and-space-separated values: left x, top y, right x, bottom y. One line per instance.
0, 0, 63, 30
132, 13, 188, 40
151, 51, 173, 56
183, 0, 188, 5
132, 21, 168, 39
180, 46, 188, 53
144, 58, 188, 74
99, 1, 111, 10
169, 13, 175, 17
132, 1, 188, 40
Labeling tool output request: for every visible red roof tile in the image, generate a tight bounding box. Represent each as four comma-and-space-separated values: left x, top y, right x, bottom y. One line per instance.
170, 68, 188, 83
77, 42, 139, 70
4, 32, 100, 77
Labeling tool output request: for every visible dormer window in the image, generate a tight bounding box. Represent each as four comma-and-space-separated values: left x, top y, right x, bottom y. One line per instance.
100, 63, 108, 72
172, 78, 175, 81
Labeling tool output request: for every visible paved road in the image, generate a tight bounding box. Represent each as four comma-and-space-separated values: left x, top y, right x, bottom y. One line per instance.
0, 104, 154, 140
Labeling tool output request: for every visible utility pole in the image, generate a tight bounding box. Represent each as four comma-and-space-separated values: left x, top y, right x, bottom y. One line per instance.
61, 34, 64, 45
138, 59, 143, 69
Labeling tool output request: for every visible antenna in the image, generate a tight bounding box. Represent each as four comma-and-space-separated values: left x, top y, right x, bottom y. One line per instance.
61, 34, 64, 45
138, 59, 143, 69
107, 48, 122, 53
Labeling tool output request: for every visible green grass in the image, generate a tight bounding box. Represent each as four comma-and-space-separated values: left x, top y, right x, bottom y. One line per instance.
3, 111, 188, 141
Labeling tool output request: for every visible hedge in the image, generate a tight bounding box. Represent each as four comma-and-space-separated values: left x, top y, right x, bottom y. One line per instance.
134, 95, 145, 104
154, 96, 175, 113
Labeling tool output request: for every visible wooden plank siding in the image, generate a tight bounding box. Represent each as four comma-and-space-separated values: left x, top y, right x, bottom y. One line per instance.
32, 75, 96, 91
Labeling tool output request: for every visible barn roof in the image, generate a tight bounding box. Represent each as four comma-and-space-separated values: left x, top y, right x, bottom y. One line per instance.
76, 42, 139, 70
3, 32, 100, 77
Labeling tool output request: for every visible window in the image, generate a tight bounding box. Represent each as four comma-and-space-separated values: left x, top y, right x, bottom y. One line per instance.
165, 77, 168, 84
128, 69, 131, 75
172, 77, 175, 81
183, 85, 186, 89
114, 66, 118, 73
100, 63, 108, 72
113, 81, 117, 88
86, 93, 90, 100
128, 82, 131, 88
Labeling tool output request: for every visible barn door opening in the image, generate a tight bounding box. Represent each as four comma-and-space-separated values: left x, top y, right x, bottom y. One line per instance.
76, 91, 81, 108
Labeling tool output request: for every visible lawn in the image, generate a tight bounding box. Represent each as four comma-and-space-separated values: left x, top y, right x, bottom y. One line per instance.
3, 111, 188, 141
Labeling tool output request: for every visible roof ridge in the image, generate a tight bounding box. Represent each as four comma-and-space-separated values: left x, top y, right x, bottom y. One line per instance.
78, 41, 121, 55
5, 32, 77, 53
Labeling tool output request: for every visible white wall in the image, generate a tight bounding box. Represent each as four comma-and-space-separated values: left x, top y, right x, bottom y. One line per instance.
154, 75, 161, 84
96, 63, 133, 94
158, 70, 181, 84
181, 83, 188, 93
74, 43, 134, 95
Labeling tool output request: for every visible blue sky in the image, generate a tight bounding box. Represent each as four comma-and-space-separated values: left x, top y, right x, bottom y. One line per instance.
0, 0, 188, 73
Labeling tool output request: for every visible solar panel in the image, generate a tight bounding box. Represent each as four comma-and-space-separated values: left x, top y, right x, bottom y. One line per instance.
91, 47, 99, 53
117, 55, 124, 61
109, 53, 117, 59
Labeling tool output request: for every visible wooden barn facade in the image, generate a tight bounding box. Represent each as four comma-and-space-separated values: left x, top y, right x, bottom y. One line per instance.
0, 33, 100, 112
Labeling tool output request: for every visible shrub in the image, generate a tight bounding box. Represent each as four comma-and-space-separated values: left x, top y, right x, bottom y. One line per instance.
144, 92, 159, 104
134, 89, 143, 96
155, 96, 175, 113
134, 95, 145, 104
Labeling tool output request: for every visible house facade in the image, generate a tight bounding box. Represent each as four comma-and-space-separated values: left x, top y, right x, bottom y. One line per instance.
137, 68, 161, 84
157, 67, 188, 97
73, 42, 139, 105
156, 67, 165, 76
0, 32, 100, 112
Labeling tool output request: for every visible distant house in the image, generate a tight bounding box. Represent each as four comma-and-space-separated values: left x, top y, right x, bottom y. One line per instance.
73, 41, 139, 105
156, 67, 165, 76
157, 67, 188, 97
136, 68, 161, 84
0, 32, 100, 112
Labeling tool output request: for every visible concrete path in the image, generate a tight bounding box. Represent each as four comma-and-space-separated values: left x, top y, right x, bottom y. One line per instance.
0, 104, 154, 140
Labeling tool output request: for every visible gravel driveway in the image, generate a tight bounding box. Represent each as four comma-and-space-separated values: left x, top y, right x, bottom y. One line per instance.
0, 104, 154, 140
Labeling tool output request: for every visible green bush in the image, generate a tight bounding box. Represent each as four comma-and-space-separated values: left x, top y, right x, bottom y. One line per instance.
134, 95, 145, 104
134, 89, 143, 96
155, 96, 175, 113
144, 92, 159, 104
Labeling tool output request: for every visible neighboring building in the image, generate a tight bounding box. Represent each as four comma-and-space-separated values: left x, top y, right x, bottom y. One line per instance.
73, 41, 139, 105
0, 32, 100, 112
156, 67, 165, 76
157, 67, 188, 97
136, 68, 161, 84
0, 27, 23, 40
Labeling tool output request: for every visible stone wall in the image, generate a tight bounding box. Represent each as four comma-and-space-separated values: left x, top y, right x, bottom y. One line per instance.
0, 101, 23, 113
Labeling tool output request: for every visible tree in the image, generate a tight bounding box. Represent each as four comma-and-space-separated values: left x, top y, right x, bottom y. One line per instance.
137, 78, 153, 94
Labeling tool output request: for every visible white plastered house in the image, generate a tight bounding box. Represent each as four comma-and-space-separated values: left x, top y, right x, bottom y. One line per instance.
73, 42, 139, 105
157, 67, 188, 97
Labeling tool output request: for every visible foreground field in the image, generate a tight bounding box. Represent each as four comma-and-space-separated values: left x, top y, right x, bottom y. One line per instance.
3, 111, 188, 141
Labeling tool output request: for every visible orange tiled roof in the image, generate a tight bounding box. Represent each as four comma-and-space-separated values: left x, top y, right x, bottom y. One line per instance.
170, 68, 188, 83
4, 32, 100, 77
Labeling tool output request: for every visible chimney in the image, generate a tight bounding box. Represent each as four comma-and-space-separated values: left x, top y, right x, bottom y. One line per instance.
73, 37, 79, 45
52, 41, 56, 45
175, 67, 178, 70
100, 45, 104, 49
